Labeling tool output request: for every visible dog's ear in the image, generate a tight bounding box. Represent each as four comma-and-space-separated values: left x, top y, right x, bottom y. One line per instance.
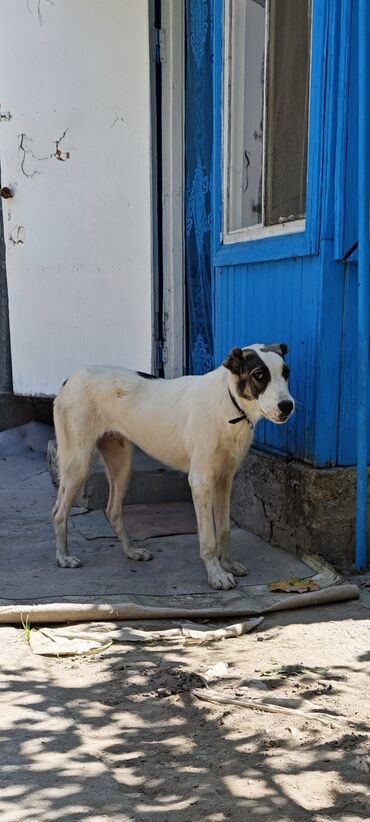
261, 343, 289, 358
223, 347, 244, 375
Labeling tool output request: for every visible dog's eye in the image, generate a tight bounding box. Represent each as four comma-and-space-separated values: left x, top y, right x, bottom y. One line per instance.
253, 370, 264, 381
282, 365, 290, 380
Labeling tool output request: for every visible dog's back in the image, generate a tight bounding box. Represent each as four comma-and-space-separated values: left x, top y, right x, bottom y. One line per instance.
56, 366, 200, 474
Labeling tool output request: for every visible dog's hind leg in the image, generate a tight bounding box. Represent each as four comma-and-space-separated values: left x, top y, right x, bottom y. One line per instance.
97, 436, 152, 562
53, 452, 93, 568
189, 465, 236, 590
213, 474, 248, 577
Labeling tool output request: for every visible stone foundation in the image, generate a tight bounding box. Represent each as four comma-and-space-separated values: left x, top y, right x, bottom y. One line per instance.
231, 449, 370, 570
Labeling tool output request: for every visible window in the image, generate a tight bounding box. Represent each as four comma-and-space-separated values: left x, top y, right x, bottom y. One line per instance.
223, 0, 312, 242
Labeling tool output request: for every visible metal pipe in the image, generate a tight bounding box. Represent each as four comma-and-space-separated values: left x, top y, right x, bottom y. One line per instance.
356, 0, 370, 569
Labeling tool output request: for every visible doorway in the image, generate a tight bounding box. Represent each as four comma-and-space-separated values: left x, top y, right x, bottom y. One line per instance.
159, 0, 214, 377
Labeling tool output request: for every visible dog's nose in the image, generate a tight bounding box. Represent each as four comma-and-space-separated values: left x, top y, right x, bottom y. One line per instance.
278, 400, 294, 415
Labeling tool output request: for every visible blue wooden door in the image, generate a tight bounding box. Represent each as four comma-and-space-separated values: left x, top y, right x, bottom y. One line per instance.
184, 0, 214, 374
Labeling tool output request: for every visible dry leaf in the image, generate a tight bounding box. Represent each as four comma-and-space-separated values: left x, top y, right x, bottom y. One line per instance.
269, 577, 320, 594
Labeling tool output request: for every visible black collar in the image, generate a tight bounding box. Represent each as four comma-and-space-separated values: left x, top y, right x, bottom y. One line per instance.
228, 388, 254, 429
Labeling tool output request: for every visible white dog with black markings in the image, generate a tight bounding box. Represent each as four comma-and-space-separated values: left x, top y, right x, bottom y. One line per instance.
53, 343, 294, 590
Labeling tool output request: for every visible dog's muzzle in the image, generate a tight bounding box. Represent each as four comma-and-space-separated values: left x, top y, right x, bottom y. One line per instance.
277, 400, 294, 422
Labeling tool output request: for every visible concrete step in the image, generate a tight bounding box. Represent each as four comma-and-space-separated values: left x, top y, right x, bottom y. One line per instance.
0, 390, 53, 432
47, 440, 191, 510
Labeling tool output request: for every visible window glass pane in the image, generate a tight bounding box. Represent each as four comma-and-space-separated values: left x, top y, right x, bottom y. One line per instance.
265, 0, 311, 225
226, 0, 266, 232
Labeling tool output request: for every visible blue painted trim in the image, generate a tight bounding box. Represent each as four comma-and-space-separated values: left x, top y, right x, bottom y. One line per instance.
319, 0, 341, 242
355, 0, 370, 569
212, 0, 223, 257
212, 0, 223, 349
304, 0, 328, 253
211, 0, 328, 266
334, 0, 351, 259
214, 232, 308, 267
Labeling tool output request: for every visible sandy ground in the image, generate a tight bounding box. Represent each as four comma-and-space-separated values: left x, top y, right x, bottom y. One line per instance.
1, 590, 370, 822
1, 424, 369, 821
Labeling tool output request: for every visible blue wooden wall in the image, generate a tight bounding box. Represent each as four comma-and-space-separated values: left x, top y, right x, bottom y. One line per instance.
214, 246, 347, 467
211, 0, 365, 468
214, 257, 320, 463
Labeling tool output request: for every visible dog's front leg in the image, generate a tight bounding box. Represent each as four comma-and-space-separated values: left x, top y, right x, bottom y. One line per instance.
189, 469, 236, 590
214, 475, 248, 577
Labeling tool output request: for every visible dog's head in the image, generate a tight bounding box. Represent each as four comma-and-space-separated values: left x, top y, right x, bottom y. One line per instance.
223, 343, 295, 424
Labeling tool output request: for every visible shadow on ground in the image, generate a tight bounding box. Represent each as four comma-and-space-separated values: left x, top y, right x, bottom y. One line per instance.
1, 614, 370, 822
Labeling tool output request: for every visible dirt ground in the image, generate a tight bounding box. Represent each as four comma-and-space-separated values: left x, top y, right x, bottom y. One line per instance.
1, 587, 370, 822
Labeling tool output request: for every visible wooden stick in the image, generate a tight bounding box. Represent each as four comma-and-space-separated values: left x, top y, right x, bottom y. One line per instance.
192, 688, 341, 727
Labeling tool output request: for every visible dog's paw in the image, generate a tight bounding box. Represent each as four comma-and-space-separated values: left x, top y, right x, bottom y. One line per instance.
57, 554, 82, 568
125, 546, 153, 562
221, 559, 249, 577
208, 569, 237, 590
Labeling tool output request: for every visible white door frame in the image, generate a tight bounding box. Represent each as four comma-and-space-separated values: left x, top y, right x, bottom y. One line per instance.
160, 0, 185, 377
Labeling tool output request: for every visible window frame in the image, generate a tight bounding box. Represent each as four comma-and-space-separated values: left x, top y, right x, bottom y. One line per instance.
212, 0, 327, 265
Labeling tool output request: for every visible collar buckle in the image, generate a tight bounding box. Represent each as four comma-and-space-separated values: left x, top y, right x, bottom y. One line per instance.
228, 388, 254, 430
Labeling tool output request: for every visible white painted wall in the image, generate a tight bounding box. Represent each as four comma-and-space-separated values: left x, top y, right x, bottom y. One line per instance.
0, 0, 153, 395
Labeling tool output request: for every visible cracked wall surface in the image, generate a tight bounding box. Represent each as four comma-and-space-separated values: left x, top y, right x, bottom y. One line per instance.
26, 0, 55, 27
18, 130, 70, 178
9, 225, 25, 245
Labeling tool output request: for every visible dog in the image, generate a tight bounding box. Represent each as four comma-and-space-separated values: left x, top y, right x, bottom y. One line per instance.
52, 343, 294, 590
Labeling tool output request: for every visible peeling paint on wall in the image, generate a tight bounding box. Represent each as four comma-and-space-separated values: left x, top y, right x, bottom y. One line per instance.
110, 113, 129, 129
26, 0, 54, 27
9, 225, 25, 245
54, 129, 70, 161
18, 129, 70, 177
